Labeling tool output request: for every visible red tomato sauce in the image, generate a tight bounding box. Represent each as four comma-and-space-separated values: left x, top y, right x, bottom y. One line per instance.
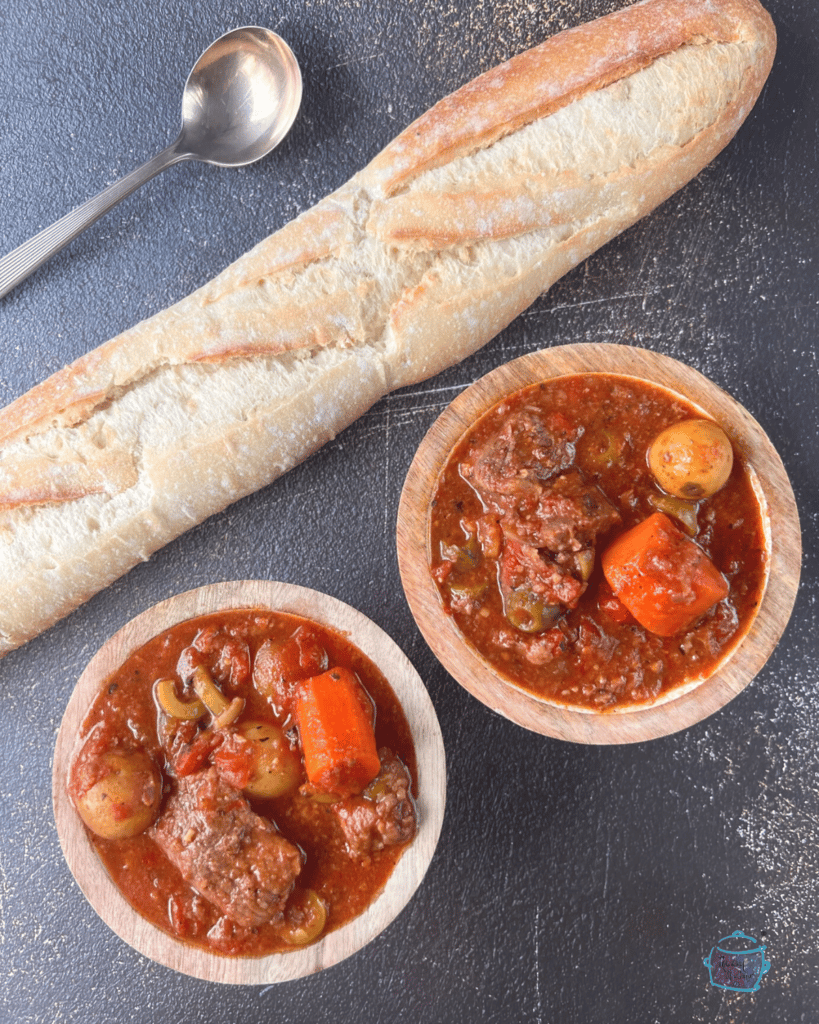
428, 373, 768, 709
68, 609, 417, 956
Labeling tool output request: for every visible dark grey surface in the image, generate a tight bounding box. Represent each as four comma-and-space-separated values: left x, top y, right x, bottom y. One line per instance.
1, 1, 817, 1021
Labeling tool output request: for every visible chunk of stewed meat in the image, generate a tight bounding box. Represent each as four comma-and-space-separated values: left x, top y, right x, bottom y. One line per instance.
333, 750, 416, 859
471, 461, 620, 553
499, 537, 585, 613
460, 405, 620, 556
150, 767, 302, 928
505, 468, 621, 552
176, 626, 251, 692
457, 409, 621, 622
460, 407, 579, 500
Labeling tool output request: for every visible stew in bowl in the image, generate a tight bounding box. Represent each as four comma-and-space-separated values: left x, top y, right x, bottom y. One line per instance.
53, 581, 446, 983
397, 344, 800, 743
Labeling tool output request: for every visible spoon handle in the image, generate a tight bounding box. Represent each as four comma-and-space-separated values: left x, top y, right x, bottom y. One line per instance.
0, 142, 187, 300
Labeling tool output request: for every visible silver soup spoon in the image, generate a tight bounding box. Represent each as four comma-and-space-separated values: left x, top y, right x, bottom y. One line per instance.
0, 26, 302, 299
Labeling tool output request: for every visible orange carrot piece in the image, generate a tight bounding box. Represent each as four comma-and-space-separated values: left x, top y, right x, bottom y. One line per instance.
295, 667, 381, 797
601, 512, 729, 637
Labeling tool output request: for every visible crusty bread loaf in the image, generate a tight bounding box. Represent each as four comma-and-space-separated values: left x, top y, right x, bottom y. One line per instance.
0, 0, 775, 656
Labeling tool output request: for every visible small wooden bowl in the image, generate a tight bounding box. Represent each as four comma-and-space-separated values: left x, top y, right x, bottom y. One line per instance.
53, 580, 446, 983
397, 343, 801, 744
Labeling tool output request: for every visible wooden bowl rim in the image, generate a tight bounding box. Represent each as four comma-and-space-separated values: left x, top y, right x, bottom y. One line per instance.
396, 343, 801, 744
52, 580, 446, 984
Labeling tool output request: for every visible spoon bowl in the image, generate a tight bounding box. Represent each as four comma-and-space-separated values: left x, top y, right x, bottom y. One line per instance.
0, 26, 303, 299
179, 27, 302, 166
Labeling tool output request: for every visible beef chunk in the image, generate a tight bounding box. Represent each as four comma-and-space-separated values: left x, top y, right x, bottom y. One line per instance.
461, 408, 620, 555
150, 767, 302, 928
502, 468, 621, 552
458, 408, 621, 622
470, 462, 620, 553
499, 537, 585, 612
460, 407, 578, 501
333, 750, 417, 859
488, 472, 619, 616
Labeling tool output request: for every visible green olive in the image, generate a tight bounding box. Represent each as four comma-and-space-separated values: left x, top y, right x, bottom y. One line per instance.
584, 428, 624, 470
364, 771, 390, 802
237, 720, 302, 798
74, 751, 162, 840
505, 590, 561, 633
574, 549, 595, 582
441, 535, 481, 573
457, 535, 481, 571
648, 491, 698, 536
448, 580, 488, 600
154, 678, 205, 720
279, 888, 327, 946
648, 419, 733, 499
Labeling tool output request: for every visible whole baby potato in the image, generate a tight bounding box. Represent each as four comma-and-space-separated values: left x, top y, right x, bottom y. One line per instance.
238, 720, 302, 798
648, 419, 734, 499
74, 750, 163, 840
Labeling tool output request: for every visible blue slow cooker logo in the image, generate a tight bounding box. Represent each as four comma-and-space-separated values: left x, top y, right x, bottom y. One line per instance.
703, 930, 771, 992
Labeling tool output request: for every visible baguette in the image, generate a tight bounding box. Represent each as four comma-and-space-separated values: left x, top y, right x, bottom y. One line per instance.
0, 0, 775, 657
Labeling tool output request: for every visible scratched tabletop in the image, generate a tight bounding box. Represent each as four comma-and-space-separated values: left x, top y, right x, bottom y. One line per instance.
1, 1, 817, 1021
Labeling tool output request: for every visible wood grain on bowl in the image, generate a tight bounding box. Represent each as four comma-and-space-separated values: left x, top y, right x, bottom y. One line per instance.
397, 344, 800, 744
53, 580, 446, 984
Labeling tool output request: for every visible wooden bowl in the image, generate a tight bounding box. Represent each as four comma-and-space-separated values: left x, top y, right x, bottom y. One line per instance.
397, 343, 801, 744
53, 580, 446, 983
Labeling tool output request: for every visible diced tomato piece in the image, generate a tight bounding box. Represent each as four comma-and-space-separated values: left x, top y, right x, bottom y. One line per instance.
597, 582, 634, 625
212, 733, 255, 789
173, 730, 223, 778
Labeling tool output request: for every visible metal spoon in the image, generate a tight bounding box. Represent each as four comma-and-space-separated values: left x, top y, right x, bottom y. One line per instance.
0, 26, 302, 300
